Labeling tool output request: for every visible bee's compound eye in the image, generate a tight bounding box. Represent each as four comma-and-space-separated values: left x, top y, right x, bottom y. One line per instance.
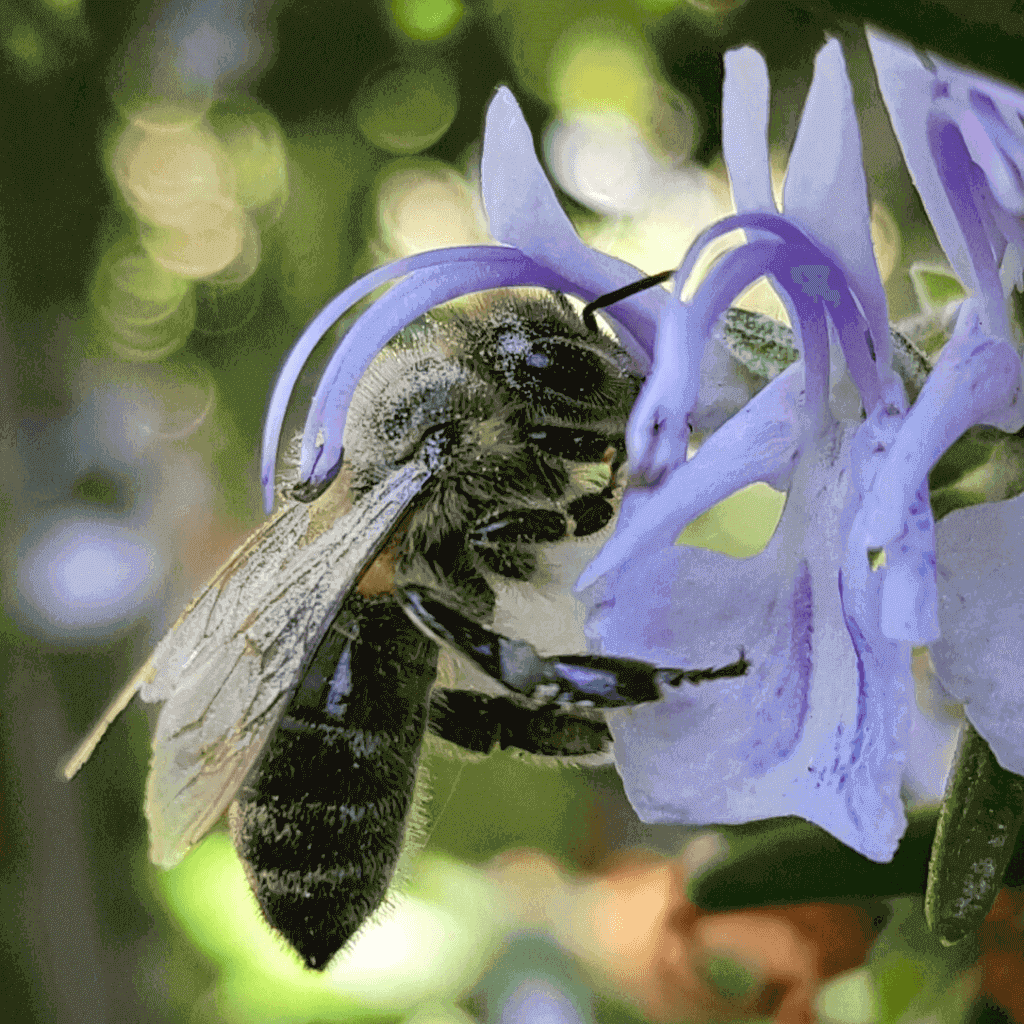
492, 333, 612, 403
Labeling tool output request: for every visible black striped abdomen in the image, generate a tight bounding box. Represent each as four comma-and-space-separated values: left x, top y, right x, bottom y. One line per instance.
229, 595, 438, 969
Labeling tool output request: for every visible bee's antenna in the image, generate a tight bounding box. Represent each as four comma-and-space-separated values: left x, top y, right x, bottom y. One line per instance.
582, 269, 674, 333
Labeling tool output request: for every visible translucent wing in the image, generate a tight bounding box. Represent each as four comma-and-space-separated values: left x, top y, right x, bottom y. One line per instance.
65, 463, 431, 868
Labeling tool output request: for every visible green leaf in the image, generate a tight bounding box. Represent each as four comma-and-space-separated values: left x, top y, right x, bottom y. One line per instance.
688, 809, 939, 910
930, 426, 1010, 492
925, 723, 1024, 945
929, 426, 1024, 522
718, 307, 799, 382
719, 309, 932, 400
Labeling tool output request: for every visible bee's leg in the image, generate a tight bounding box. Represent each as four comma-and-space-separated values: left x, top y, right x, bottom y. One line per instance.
565, 495, 614, 536
400, 587, 749, 710
527, 427, 624, 537
468, 508, 567, 578
427, 689, 613, 759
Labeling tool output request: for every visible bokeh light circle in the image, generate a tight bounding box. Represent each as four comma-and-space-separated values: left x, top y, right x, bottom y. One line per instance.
376, 161, 489, 256
93, 241, 197, 360
15, 516, 166, 641
355, 64, 458, 155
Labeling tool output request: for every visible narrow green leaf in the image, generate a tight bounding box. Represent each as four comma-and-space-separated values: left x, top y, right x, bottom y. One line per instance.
688, 809, 938, 909
719, 308, 799, 382
925, 723, 1024, 944
719, 309, 932, 400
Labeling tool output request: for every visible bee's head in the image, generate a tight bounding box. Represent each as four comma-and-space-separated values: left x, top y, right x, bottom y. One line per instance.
341, 336, 512, 497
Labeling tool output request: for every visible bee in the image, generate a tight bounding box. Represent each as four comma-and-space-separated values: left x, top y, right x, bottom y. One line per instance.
65, 291, 748, 969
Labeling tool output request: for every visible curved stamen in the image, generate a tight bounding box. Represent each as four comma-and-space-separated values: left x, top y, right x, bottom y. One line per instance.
668, 211, 885, 408
295, 255, 573, 494
260, 244, 531, 508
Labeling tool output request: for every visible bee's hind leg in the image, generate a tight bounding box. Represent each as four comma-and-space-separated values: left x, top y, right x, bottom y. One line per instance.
426, 689, 614, 758
399, 587, 749, 711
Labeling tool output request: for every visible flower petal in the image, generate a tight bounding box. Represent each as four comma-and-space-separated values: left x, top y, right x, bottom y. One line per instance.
843, 400, 940, 645
857, 300, 1023, 549
929, 113, 1012, 339
956, 96, 1024, 217
867, 29, 975, 291
722, 47, 775, 214
480, 86, 664, 355
589, 424, 909, 861
878, 483, 940, 643
932, 490, 1024, 776
784, 39, 892, 372
868, 28, 1019, 341
576, 361, 803, 591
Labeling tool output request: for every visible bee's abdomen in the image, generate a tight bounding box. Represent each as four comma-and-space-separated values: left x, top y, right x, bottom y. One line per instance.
230, 596, 438, 970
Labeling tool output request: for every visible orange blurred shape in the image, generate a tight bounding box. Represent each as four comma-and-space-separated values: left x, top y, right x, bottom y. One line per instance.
489, 849, 880, 1024
588, 855, 879, 1023
979, 887, 1024, 1022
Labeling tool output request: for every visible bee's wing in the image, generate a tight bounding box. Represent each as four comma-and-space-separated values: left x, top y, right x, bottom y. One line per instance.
65, 463, 431, 868
61, 510, 296, 784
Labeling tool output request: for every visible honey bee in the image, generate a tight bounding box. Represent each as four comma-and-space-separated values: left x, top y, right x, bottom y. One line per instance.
65, 292, 747, 968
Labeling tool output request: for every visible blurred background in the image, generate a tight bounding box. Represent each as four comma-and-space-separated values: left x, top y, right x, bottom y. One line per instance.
2, 1, 1023, 1022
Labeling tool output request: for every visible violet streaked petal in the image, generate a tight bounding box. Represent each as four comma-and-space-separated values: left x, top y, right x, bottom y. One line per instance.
722, 47, 775, 213
858, 302, 1023, 548
480, 86, 664, 353
845, 391, 938, 644
297, 254, 573, 493
869, 28, 1020, 343
932, 490, 1024, 776
958, 96, 1024, 216
591, 423, 910, 861
577, 361, 803, 591
878, 483, 940, 643
934, 51, 1024, 120
867, 30, 978, 291
784, 38, 892, 372
261, 244, 528, 509
929, 114, 1012, 339
934, 51, 1024, 157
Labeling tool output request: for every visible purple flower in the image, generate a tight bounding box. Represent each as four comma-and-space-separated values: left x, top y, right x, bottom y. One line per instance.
867, 28, 1024, 349
867, 30, 1024, 778
579, 40, 1022, 861
260, 88, 667, 512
